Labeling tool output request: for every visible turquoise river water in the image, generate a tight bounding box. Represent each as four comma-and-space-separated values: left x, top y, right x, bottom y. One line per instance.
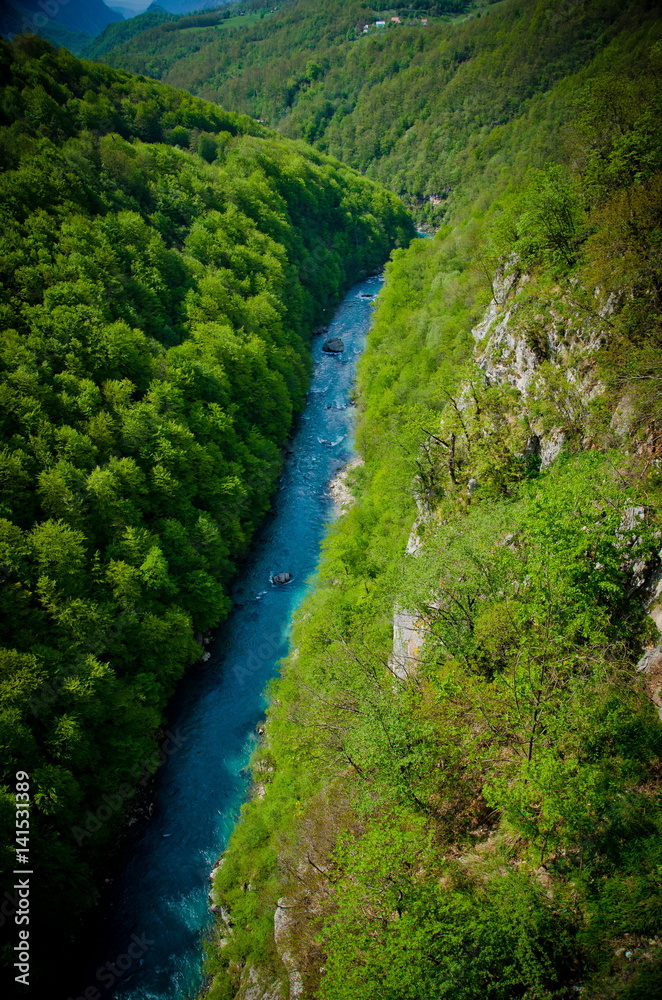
82, 274, 382, 1000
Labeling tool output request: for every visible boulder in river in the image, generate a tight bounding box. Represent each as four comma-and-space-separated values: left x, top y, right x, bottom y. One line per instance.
272, 572, 292, 584
313, 324, 328, 336
322, 337, 344, 353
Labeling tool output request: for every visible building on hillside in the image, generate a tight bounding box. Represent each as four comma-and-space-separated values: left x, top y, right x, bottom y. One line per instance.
375, 20, 386, 27
391, 16, 401, 23
421, 18, 428, 25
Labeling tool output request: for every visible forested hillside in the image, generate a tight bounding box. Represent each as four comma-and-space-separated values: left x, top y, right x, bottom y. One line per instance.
0, 35, 411, 990
202, 2, 662, 999
81, 9, 179, 61
89, 0, 656, 225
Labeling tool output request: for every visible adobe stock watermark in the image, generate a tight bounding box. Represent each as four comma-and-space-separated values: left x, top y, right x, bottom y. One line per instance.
67, 932, 154, 1000
6, 0, 74, 41
28, 614, 132, 721
230, 628, 284, 688
71, 728, 187, 846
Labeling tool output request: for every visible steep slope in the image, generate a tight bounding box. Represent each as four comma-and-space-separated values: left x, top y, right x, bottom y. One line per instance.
0, 34, 412, 993
0, 4, 89, 54
82, 8, 178, 61
203, 5, 662, 1000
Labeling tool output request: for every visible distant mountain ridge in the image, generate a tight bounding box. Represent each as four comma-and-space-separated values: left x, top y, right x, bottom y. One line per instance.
0, 0, 121, 37
0, 0, 242, 55
0, 0, 121, 52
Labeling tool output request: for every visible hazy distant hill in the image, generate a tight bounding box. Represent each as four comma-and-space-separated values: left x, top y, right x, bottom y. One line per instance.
0, 0, 121, 52
1, 0, 121, 37
147, 0, 234, 12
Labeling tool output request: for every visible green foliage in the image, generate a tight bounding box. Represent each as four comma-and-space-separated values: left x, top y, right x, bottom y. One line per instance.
0, 35, 413, 985
82, 9, 179, 62
323, 854, 578, 1000
484, 165, 584, 273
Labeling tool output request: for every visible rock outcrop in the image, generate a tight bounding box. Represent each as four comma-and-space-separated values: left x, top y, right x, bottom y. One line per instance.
274, 899, 305, 999
328, 457, 362, 513
388, 606, 425, 681
471, 263, 611, 465
322, 338, 344, 353
235, 965, 284, 1000
636, 646, 662, 721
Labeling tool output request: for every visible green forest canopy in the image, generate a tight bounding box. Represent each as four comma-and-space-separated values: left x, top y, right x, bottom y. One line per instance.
0, 34, 412, 987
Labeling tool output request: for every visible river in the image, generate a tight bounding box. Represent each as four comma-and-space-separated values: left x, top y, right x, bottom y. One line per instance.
83, 274, 383, 1000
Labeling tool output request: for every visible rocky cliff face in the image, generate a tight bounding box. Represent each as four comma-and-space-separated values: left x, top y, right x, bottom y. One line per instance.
395, 262, 662, 688
471, 264, 614, 466
472, 265, 611, 389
